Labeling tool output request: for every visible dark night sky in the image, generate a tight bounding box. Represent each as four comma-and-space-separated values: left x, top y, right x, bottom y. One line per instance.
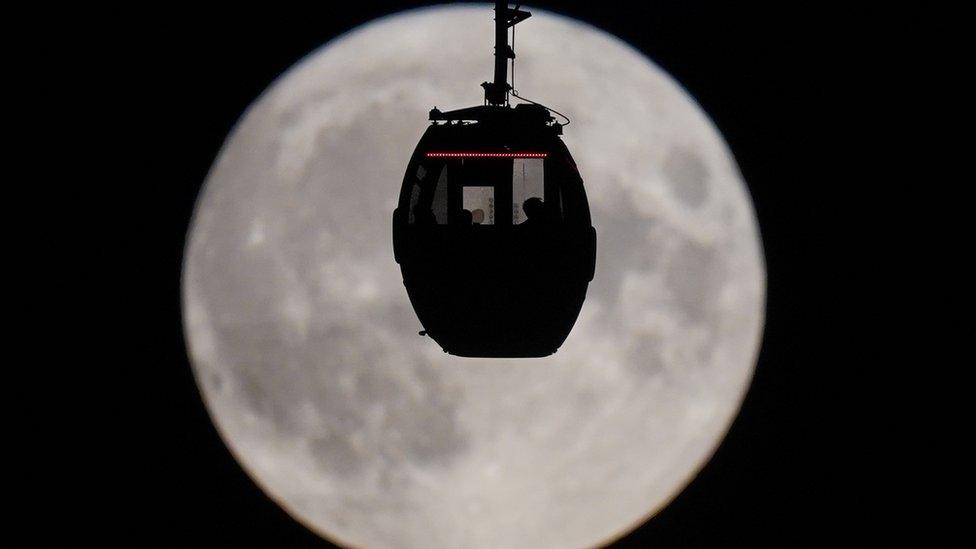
51, 1, 911, 545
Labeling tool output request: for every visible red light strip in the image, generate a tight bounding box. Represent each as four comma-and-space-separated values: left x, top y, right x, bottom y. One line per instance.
425, 152, 547, 158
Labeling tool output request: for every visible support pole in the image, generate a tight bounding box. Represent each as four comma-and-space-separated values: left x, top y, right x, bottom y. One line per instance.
482, 1, 531, 106
492, 0, 509, 104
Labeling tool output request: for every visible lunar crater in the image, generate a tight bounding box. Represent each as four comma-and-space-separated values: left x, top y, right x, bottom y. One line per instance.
663, 146, 711, 208
664, 239, 726, 323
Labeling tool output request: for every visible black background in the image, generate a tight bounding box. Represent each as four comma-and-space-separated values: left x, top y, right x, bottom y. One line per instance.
62, 1, 904, 545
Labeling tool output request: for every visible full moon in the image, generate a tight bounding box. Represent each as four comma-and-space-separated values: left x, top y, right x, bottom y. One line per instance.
183, 5, 765, 548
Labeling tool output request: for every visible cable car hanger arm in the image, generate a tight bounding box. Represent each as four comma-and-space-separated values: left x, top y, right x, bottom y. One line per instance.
482, 1, 531, 107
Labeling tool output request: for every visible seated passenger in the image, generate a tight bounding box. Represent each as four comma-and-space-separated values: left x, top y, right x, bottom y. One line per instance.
520, 197, 559, 267
522, 197, 546, 227
459, 209, 473, 225
471, 209, 486, 225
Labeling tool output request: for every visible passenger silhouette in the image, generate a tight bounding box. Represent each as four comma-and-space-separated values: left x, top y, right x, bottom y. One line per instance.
520, 196, 561, 270
522, 197, 545, 226
459, 209, 473, 225
471, 208, 486, 225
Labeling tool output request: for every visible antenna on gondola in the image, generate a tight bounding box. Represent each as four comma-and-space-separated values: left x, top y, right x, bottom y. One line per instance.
481, 1, 532, 106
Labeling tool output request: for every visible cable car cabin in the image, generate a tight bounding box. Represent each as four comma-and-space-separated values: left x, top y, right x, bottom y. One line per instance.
393, 104, 596, 357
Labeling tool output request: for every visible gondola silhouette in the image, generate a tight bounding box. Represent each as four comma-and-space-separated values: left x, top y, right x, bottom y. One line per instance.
393, 1, 596, 357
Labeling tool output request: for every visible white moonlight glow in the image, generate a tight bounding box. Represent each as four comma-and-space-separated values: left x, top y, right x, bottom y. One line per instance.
183, 5, 765, 548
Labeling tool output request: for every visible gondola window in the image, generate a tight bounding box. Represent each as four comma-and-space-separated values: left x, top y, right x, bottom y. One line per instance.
512, 157, 544, 224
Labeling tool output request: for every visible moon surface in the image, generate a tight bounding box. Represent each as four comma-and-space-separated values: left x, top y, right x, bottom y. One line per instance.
183, 5, 765, 548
